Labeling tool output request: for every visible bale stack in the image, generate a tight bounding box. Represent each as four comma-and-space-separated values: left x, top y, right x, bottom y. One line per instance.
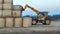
6, 18, 14, 27
0, 10, 3, 17
0, 0, 3, 4
13, 5, 22, 18
3, 0, 13, 17
0, 0, 4, 27
0, 18, 5, 27
15, 18, 23, 27
13, 5, 23, 27
3, 0, 13, 27
0, 0, 23, 28
23, 17, 32, 27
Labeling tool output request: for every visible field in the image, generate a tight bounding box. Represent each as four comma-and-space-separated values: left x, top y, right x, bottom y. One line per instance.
0, 20, 60, 34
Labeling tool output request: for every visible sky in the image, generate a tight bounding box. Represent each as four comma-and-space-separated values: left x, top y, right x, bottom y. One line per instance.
13, 0, 60, 16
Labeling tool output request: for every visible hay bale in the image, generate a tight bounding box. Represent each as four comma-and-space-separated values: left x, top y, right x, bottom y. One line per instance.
4, 0, 13, 4
0, 0, 3, 4
15, 18, 23, 27
6, 18, 14, 27
3, 10, 12, 17
0, 10, 2, 17
0, 18, 5, 27
3, 4, 12, 10
0, 4, 2, 10
23, 17, 32, 27
13, 5, 23, 11
13, 11, 22, 17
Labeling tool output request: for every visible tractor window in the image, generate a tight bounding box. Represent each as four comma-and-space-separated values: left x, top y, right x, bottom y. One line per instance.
44, 13, 48, 16
37, 13, 43, 18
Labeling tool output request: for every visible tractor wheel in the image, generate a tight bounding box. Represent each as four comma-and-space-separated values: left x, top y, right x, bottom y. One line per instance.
46, 19, 51, 25
32, 20, 36, 25
43, 19, 51, 25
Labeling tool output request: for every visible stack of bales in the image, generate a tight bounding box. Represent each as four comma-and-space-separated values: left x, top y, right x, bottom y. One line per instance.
0, 0, 32, 28
0, 0, 23, 28
13, 4, 23, 27
23, 17, 32, 27
0, 0, 5, 27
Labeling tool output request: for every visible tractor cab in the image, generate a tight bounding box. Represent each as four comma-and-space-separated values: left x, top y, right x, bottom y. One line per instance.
37, 12, 48, 18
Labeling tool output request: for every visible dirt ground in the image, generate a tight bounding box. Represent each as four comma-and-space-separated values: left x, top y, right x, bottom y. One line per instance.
0, 20, 60, 34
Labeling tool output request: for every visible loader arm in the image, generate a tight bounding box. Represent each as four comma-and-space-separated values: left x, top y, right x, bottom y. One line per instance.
24, 4, 40, 14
